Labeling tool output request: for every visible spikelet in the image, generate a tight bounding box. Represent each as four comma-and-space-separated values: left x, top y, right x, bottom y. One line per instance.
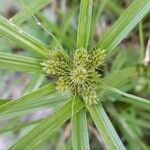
48, 49, 66, 62
89, 49, 105, 69
74, 48, 88, 66
81, 88, 98, 105
56, 77, 70, 92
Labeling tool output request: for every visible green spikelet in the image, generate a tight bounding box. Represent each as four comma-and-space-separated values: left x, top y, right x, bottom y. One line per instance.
81, 88, 98, 105
41, 50, 69, 76
90, 49, 105, 69
41, 48, 105, 105
56, 77, 70, 92
74, 48, 88, 66
49, 49, 66, 62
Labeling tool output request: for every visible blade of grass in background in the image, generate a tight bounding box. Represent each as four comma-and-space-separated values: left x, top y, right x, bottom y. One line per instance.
23, 75, 45, 94
77, 0, 93, 48
0, 15, 49, 58
11, 0, 52, 25
106, 0, 124, 17
87, 104, 126, 150
95, 0, 150, 55
10, 98, 84, 150
101, 67, 136, 87
97, 67, 137, 100
0, 83, 54, 120
0, 52, 43, 74
72, 108, 90, 150
104, 86, 150, 111
106, 104, 145, 150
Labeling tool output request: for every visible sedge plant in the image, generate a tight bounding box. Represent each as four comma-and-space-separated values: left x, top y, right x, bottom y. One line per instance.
0, 0, 150, 149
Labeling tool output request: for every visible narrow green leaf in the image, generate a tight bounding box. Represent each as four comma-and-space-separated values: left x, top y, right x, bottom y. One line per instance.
104, 86, 150, 111
0, 99, 10, 106
95, 0, 150, 54
0, 15, 49, 58
72, 108, 90, 150
77, 0, 93, 48
87, 104, 125, 150
0, 52, 43, 74
23, 75, 45, 94
11, 0, 52, 25
0, 99, 63, 120
0, 93, 66, 120
101, 67, 136, 87
0, 83, 55, 120
106, 0, 124, 17
98, 67, 137, 99
129, 119, 150, 129
9, 98, 84, 150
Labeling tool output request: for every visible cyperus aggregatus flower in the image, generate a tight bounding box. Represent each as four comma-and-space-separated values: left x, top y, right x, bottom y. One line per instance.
41, 48, 105, 105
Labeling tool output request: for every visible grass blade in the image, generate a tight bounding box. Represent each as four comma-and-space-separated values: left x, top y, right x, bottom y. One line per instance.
101, 67, 136, 87
87, 104, 125, 150
0, 52, 43, 74
0, 94, 65, 120
71, 108, 90, 150
11, 0, 52, 25
0, 15, 49, 58
95, 0, 150, 54
106, 0, 124, 17
0, 99, 10, 106
0, 83, 55, 120
23, 75, 45, 94
9, 98, 84, 150
103, 86, 150, 111
77, 0, 93, 48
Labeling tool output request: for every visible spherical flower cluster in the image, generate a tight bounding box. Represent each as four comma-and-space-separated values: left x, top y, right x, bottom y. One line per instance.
41, 48, 105, 105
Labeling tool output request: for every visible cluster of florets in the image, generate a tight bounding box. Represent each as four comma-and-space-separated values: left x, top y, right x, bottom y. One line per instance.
41, 48, 105, 105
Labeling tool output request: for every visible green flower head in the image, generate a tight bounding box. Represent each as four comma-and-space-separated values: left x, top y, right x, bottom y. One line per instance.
41, 48, 105, 105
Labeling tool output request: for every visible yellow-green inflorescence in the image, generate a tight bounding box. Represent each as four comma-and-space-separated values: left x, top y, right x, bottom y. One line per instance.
41, 48, 105, 105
